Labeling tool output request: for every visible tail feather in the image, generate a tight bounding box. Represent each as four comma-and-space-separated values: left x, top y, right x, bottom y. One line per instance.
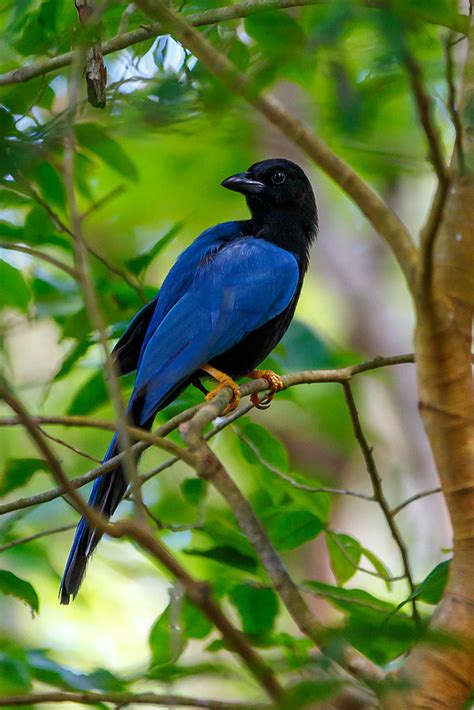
59, 422, 147, 604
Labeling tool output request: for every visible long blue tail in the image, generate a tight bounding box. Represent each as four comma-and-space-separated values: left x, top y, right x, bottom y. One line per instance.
59, 417, 150, 604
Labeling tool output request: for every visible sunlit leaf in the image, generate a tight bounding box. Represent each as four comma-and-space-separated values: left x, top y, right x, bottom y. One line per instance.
0, 570, 39, 615
67, 370, 108, 416
0, 258, 31, 311
327, 532, 362, 585
264, 510, 323, 550
228, 584, 278, 635
1, 458, 45, 495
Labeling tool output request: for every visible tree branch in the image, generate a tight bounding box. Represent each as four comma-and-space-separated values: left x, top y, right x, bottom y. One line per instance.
134, 0, 418, 287
341, 381, 420, 622
0, 241, 78, 278
0, 0, 468, 89
0, 691, 270, 708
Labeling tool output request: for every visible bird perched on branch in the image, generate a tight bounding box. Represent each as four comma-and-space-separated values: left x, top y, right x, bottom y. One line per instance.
60, 158, 318, 604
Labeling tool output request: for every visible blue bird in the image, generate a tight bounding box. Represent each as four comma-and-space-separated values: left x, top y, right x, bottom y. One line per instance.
60, 158, 318, 603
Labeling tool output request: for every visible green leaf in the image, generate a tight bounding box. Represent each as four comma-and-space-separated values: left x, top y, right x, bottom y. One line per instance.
0, 221, 24, 239
264, 510, 323, 551
283, 679, 343, 708
1, 458, 45, 495
76, 124, 138, 181
0, 652, 31, 692
181, 478, 207, 507
0, 258, 31, 311
182, 600, 213, 640
53, 339, 93, 383
125, 222, 182, 276
238, 421, 289, 472
303, 580, 395, 615
27, 651, 127, 691
0, 570, 39, 615
149, 605, 186, 669
411, 559, 450, 605
228, 584, 278, 635
327, 532, 362, 585
184, 545, 257, 572
24, 205, 57, 245
35, 162, 66, 209
67, 370, 108, 416
245, 12, 306, 61
361, 547, 392, 590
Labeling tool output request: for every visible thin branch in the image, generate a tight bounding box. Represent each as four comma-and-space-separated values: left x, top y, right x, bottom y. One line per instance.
0, 353, 419, 518
341, 381, 420, 622
0, 1, 468, 88
135, 0, 418, 288
16, 176, 145, 302
390, 487, 442, 517
0, 382, 282, 705
236, 428, 374, 502
0, 524, 76, 553
63, 50, 144, 520
445, 33, 465, 173
39, 426, 102, 463
115, 520, 284, 704
182, 407, 325, 645
80, 184, 126, 221
0, 691, 269, 708
400, 41, 451, 298
0, 241, 77, 278
401, 46, 449, 186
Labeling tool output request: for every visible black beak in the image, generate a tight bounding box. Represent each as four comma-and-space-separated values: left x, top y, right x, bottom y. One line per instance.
221, 172, 265, 195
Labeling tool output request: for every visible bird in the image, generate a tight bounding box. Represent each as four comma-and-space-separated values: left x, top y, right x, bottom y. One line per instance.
60, 158, 318, 604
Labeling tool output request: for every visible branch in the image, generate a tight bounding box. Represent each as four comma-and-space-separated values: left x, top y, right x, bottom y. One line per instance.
63, 52, 143, 519
0, 382, 282, 705
115, 520, 284, 704
0, 691, 269, 709
0, 524, 76, 553
341, 381, 420, 622
0, 241, 77, 278
134, 0, 417, 288
0, 1, 468, 88
399, 39, 453, 299
445, 33, 465, 174
390, 486, 442, 517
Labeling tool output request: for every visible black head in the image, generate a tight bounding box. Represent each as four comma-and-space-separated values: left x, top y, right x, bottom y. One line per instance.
222, 158, 318, 245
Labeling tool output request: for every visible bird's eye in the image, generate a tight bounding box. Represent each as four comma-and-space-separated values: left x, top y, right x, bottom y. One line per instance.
271, 171, 286, 185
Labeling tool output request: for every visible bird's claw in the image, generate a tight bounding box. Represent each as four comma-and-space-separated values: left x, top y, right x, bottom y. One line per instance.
201, 364, 241, 414
248, 369, 283, 410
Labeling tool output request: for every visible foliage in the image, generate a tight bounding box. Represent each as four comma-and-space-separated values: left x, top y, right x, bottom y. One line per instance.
0, 0, 467, 707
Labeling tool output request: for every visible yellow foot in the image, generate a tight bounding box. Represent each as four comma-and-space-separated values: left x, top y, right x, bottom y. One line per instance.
201, 364, 240, 414
247, 369, 283, 410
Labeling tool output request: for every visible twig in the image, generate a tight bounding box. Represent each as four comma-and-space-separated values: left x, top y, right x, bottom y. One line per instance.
0, 382, 283, 705
400, 41, 451, 298
390, 487, 442, 517
445, 33, 465, 173
63, 49, 143, 520
134, 0, 418, 289
236, 428, 374, 502
0, 242, 77, 278
0, 1, 468, 89
39, 426, 102, 463
15, 176, 145, 302
0, 690, 270, 708
341, 381, 420, 622
0, 524, 76, 553
80, 184, 126, 221
400, 45, 449, 186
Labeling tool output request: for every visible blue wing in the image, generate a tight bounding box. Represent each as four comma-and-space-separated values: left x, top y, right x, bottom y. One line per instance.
132, 237, 299, 424
112, 221, 244, 374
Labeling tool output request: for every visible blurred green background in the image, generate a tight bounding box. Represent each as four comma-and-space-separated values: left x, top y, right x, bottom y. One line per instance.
0, 0, 462, 705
